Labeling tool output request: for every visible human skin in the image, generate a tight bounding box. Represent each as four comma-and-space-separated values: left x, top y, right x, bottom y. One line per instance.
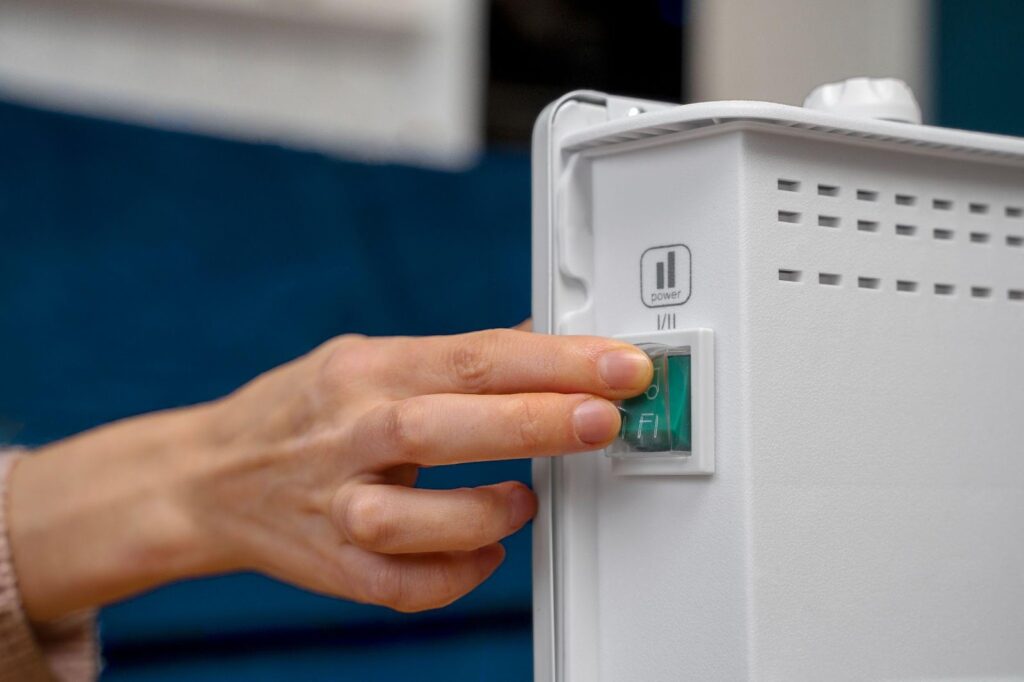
7, 327, 652, 623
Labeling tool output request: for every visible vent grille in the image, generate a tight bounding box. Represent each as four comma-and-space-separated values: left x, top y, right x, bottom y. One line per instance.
774, 175, 1024, 304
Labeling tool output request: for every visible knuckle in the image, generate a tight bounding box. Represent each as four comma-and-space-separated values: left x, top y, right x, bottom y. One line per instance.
338, 488, 394, 550
433, 564, 465, 607
506, 396, 546, 452
449, 490, 496, 545
448, 332, 498, 392
378, 400, 430, 460
468, 489, 505, 538
409, 564, 463, 612
366, 562, 465, 613
365, 562, 407, 610
320, 335, 373, 389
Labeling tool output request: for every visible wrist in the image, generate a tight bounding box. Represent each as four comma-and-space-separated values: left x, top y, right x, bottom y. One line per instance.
8, 403, 229, 622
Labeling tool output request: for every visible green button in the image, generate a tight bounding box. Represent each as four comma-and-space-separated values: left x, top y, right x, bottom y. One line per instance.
618, 351, 691, 452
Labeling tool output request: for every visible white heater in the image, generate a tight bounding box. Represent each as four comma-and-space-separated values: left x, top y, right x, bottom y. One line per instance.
531, 79, 1024, 681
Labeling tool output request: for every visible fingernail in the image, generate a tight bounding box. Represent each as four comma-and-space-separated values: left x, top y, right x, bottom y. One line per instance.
597, 347, 652, 391
572, 399, 620, 445
507, 485, 537, 529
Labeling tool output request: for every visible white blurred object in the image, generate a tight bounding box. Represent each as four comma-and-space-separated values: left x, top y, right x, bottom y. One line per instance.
0, 0, 485, 168
803, 76, 922, 124
689, 0, 930, 118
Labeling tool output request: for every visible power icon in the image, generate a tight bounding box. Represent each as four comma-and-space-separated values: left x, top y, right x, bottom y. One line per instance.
640, 244, 691, 308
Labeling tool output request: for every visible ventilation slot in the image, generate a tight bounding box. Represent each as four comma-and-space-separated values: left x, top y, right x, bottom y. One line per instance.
778, 269, 802, 283
970, 232, 991, 244
778, 179, 800, 192
971, 286, 992, 299
932, 198, 953, 211
1007, 206, 1023, 218
818, 272, 841, 286
1008, 235, 1024, 247
857, 220, 879, 233
895, 194, 917, 206
817, 184, 839, 197
933, 228, 954, 240
818, 215, 840, 228
896, 224, 917, 236
857, 277, 880, 290
934, 283, 955, 296
1010, 289, 1024, 301
896, 280, 918, 293
857, 189, 878, 201
969, 202, 990, 215
778, 210, 801, 224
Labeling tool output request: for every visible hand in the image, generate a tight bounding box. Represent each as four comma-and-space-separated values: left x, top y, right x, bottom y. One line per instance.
10, 328, 653, 620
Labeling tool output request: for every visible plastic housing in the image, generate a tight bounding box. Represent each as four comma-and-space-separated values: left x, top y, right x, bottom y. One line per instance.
532, 89, 1024, 681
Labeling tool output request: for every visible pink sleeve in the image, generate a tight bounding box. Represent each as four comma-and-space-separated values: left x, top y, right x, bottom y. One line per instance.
0, 451, 100, 682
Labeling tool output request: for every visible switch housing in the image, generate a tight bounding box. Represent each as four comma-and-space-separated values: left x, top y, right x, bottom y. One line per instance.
608, 328, 715, 476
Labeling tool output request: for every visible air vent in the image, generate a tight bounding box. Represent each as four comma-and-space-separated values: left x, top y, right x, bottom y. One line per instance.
858, 277, 880, 290
778, 269, 802, 282
818, 272, 841, 286
771, 176, 1024, 306
897, 280, 918, 293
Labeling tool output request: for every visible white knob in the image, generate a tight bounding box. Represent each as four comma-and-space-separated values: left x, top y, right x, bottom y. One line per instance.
803, 77, 921, 124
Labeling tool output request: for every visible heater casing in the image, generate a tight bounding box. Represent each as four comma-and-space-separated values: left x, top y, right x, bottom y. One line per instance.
531, 90, 1024, 682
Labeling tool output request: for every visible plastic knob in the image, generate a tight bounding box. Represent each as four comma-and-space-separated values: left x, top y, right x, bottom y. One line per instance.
803, 77, 922, 124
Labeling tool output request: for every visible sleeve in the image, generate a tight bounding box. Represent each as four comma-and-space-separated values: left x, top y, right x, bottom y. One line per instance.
0, 451, 100, 682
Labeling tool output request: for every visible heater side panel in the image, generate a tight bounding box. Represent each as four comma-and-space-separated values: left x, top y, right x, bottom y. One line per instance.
743, 130, 1024, 681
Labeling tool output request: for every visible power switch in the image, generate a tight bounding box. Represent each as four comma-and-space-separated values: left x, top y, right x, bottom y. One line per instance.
611, 344, 692, 455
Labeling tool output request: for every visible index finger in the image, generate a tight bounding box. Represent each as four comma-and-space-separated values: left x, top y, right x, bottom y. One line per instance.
376, 329, 653, 399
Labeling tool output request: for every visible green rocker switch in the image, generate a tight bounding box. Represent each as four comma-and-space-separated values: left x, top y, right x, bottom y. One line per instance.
611, 344, 692, 455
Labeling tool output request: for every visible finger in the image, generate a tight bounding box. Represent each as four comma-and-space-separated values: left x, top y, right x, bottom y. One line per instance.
351, 392, 621, 466
375, 328, 652, 399
345, 543, 506, 612
333, 481, 535, 554
513, 319, 532, 331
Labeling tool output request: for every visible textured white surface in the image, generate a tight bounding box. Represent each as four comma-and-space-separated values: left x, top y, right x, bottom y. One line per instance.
746, 132, 1024, 679
533, 92, 1024, 681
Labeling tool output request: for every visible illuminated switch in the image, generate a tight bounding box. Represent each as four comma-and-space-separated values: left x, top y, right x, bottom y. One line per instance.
612, 345, 692, 454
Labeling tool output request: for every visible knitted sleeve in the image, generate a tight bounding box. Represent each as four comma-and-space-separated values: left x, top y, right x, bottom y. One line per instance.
0, 451, 99, 681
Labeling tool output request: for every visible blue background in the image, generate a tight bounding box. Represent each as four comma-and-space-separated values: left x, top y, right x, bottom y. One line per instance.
0, 101, 534, 679
0, 1, 1019, 678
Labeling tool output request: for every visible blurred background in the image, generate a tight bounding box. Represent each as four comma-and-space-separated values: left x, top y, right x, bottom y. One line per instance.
0, 0, 1019, 678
